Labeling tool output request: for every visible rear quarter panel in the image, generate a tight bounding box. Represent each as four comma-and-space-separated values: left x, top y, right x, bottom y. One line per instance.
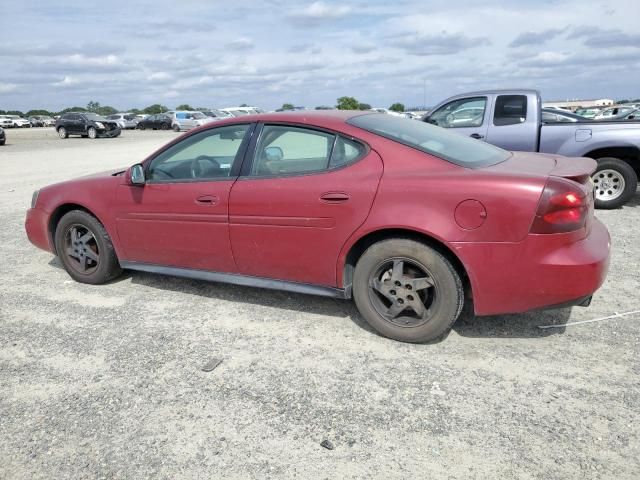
540, 122, 640, 157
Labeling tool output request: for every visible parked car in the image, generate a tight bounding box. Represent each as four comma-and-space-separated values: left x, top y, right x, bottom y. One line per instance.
593, 106, 636, 120
4, 115, 31, 128
0, 116, 13, 129
541, 108, 587, 123
25, 111, 610, 343
620, 109, 640, 121
54, 112, 121, 139
0, 127, 5, 145
424, 89, 640, 209
574, 108, 602, 119
369, 108, 404, 117
106, 113, 138, 129
220, 107, 264, 117
202, 109, 234, 120
28, 115, 55, 127
165, 111, 212, 131
136, 114, 173, 130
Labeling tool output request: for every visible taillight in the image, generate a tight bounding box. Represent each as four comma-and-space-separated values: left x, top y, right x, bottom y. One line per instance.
530, 177, 589, 234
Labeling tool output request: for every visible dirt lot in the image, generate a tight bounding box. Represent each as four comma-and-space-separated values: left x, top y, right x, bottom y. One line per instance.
1, 127, 639, 479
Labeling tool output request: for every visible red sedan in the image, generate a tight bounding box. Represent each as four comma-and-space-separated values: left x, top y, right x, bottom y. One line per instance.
25, 111, 610, 342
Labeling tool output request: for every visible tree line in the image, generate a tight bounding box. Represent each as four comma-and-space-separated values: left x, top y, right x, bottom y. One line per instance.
0, 97, 412, 118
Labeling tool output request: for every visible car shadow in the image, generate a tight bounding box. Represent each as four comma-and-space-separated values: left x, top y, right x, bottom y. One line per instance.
48, 257, 570, 340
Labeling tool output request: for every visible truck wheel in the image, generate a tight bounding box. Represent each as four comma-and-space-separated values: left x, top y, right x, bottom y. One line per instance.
353, 239, 464, 343
592, 157, 637, 209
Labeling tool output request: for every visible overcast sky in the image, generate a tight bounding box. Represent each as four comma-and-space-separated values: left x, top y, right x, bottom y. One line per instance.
1, 0, 639, 111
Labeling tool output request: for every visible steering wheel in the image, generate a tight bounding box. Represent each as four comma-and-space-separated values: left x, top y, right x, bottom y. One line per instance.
190, 155, 220, 178
151, 166, 174, 179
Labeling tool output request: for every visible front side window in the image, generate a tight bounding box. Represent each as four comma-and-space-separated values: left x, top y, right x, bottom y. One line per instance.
348, 114, 510, 167
493, 95, 527, 126
427, 97, 487, 128
252, 126, 335, 176
147, 125, 250, 182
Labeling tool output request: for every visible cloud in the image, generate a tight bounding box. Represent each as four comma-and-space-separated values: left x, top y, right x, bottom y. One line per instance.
351, 43, 376, 54
568, 26, 640, 48
509, 29, 562, 47
0, 83, 19, 94
390, 31, 490, 56
287, 1, 351, 27
225, 38, 254, 51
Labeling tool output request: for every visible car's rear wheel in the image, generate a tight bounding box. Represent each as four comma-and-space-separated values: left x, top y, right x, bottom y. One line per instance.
172, 124, 180, 132
87, 127, 97, 139
57, 127, 68, 139
353, 239, 464, 343
592, 157, 637, 209
161, 123, 169, 130
54, 210, 122, 284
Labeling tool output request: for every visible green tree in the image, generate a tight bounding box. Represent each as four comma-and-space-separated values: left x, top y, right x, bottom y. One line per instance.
6, 110, 25, 116
315, 106, 332, 110
58, 106, 88, 114
142, 104, 169, 114
27, 109, 53, 116
239, 103, 249, 107
87, 101, 101, 112
281, 103, 295, 111
96, 105, 118, 116
358, 103, 371, 110
616, 99, 629, 104
128, 108, 141, 114
389, 103, 405, 112
336, 96, 359, 110
176, 104, 194, 110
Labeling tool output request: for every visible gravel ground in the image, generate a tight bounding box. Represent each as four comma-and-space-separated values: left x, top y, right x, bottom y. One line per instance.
1, 127, 639, 479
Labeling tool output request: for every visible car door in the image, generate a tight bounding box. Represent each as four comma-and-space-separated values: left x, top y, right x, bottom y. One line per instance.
65, 114, 81, 134
228, 123, 383, 287
113, 123, 254, 272
485, 94, 538, 151
425, 96, 490, 141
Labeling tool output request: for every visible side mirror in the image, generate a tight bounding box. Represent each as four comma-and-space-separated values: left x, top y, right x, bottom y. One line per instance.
265, 146, 284, 162
130, 163, 146, 185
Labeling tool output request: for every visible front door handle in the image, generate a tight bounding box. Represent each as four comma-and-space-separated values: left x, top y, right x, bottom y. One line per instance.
470, 133, 484, 139
195, 195, 219, 205
320, 192, 350, 203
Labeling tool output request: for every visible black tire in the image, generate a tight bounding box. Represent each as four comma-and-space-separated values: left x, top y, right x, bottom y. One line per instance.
592, 157, 638, 209
0, 140, 5, 146
57, 127, 68, 139
54, 210, 122, 285
353, 239, 464, 343
138, 123, 145, 130
87, 127, 97, 139
161, 123, 169, 130
172, 124, 180, 132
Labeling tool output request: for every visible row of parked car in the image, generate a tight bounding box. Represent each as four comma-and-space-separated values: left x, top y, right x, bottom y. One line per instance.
0, 115, 56, 128
545, 103, 640, 121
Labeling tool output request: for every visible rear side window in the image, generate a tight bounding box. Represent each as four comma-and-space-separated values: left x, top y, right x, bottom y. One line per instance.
493, 95, 527, 126
348, 114, 510, 167
330, 136, 366, 168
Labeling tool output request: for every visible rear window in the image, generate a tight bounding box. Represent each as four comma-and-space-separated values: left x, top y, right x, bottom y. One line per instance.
347, 114, 510, 167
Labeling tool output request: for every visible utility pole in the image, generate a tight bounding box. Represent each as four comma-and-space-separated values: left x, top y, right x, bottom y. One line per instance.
423, 79, 427, 110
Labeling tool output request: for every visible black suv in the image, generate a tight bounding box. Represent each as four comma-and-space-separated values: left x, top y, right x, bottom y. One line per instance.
55, 112, 121, 139
136, 114, 173, 130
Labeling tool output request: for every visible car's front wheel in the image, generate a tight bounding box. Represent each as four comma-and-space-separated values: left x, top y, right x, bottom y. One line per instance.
54, 210, 122, 284
353, 239, 464, 343
137, 123, 145, 130
87, 127, 97, 139
592, 157, 637, 209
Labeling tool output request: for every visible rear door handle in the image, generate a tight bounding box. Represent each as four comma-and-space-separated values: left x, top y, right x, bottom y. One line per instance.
196, 195, 219, 205
320, 192, 350, 203
470, 133, 484, 139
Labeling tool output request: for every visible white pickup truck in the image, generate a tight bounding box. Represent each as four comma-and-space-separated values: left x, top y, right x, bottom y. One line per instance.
424, 89, 640, 208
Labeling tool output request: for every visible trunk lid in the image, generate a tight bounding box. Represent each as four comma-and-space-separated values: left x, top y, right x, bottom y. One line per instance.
485, 151, 596, 184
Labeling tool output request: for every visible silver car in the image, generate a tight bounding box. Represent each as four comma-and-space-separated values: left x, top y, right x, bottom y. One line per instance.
106, 113, 138, 129
165, 111, 212, 131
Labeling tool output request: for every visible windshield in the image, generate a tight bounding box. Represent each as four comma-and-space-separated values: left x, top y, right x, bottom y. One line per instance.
107, 115, 120, 119
348, 114, 510, 168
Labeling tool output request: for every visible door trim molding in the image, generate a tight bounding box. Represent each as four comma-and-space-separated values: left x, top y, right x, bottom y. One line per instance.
120, 261, 349, 299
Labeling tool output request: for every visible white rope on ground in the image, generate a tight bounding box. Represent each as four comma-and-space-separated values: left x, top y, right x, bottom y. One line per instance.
538, 309, 640, 329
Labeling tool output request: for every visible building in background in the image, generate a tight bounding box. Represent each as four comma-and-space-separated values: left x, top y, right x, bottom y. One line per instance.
542, 98, 615, 111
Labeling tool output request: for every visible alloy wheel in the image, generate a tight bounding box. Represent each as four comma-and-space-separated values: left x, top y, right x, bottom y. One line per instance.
63, 224, 100, 274
368, 257, 436, 328
592, 169, 625, 201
